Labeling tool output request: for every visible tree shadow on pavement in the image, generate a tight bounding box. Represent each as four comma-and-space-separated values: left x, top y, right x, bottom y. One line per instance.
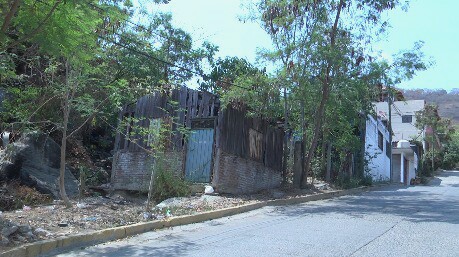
268, 171, 459, 225
59, 234, 198, 257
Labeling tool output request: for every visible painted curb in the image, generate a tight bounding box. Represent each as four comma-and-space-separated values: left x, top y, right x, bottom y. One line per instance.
0, 184, 391, 257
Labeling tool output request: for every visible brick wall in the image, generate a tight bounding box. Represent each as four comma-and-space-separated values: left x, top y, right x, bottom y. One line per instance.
111, 151, 154, 191
111, 150, 184, 191
212, 150, 281, 194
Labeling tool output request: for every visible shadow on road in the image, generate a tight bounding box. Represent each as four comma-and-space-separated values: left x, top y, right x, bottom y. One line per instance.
73, 234, 198, 257
270, 171, 459, 225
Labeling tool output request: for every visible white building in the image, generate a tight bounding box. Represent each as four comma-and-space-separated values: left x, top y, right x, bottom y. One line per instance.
374, 100, 425, 142
365, 115, 391, 182
372, 100, 425, 185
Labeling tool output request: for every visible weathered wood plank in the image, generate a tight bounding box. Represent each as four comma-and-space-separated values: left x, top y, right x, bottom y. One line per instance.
186, 89, 193, 128
192, 90, 198, 119
210, 96, 215, 117
200, 92, 209, 117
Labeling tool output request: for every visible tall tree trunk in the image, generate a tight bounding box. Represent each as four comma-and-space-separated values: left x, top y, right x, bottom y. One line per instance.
300, 99, 306, 185
301, 0, 344, 188
59, 103, 71, 207
59, 61, 72, 208
326, 142, 332, 182
388, 88, 393, 181
282, 86, 289, 183
302, 84, 330, 187
0, 0, 21, 40
145, 160, 156, 212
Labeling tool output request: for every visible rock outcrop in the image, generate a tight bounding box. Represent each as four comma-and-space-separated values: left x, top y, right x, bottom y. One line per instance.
0, 132, 78, 198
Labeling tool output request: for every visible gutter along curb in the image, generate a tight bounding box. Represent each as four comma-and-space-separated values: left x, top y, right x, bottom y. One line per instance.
0, 184, 390, 257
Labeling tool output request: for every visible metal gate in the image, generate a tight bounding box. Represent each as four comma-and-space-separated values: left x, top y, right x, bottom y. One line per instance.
185, 128, 214, 183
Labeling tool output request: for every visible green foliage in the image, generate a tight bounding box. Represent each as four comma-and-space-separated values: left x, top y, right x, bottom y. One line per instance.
360, 173, 374, 187
200, 57, 260, 92
310, 156, 323, 179
334, 172, 373, 189
416, 104, 456, 173
79, 165, 109, 187
441, 129, 459, 170
244, 0, 431, 187
200, 56, 283, 119
152, 153, 190, 202
1, 0, 104, 58
334, 173, 361, 189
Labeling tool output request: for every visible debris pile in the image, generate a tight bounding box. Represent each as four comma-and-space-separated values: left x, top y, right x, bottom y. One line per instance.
0, 179, 334, 252
0, 215, 48, 247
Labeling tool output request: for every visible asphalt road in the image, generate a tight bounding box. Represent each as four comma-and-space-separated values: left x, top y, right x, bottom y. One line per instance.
55, 170, 459, 257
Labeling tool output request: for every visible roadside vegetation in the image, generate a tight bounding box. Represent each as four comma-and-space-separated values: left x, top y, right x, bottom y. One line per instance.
0, 0, 453, 210
415, 104, 459, 181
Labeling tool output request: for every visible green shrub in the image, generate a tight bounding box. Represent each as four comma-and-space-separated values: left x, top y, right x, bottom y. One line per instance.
360, 173, 373, 186
334, 171, 372, 189
152, 154, 190, 202
441, 144, 459, 170
334, 173, 359, 189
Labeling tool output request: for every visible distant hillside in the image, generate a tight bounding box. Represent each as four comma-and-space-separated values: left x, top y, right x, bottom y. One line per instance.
401, 88, 459, 125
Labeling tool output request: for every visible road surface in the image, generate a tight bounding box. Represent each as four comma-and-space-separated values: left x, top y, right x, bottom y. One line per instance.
55, 170, 459, 257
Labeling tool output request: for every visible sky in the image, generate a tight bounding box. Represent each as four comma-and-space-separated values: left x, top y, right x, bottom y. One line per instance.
152, 0, 459, 92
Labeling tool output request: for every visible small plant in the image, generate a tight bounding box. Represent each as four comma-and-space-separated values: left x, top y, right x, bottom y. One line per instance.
79, 165, 109, 187
152, 153, 190, 202
359, 173, 373, 186
334, 173, 360, 189
311, 156, 323, 181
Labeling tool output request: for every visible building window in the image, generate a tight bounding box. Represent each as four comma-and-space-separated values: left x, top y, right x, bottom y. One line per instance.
381, 120, 388, 127
402, 115, 412, 123
378, 131, 383, 151
386, 141, 391, 158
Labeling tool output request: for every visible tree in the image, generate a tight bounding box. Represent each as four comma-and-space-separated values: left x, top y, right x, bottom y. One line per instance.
0, 0, 132, 206
442, 129, 459, 170
246, 0, 430, 187
249, 0, 378, 186
1, 0, 218, 206
200, 57, 260, 93
415, 104, 454, 174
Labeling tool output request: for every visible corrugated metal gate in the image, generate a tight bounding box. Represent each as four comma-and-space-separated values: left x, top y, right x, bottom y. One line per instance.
185, 128, 214, 183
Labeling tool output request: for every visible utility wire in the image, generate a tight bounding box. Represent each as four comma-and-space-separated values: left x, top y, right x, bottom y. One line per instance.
84, 1, 274, 92
34, 0, 256, 91
86, 1, 196, 51
101, 32, 254, 91
17, 0, 283, 95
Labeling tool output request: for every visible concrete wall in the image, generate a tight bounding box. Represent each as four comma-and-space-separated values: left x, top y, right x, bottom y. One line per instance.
392, 151, 418, 185
408, 155, 418, 182
212, 150, 281, 194
408, 154, 417, 184
365, 116, 391, 182
412, 153, 418, 181
392, 154, 401, 183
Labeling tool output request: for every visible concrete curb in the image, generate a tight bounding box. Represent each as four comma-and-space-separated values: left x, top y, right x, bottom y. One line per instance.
0, 184, 391, 257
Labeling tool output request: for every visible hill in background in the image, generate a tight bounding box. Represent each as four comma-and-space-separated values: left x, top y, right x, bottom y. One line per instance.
401, 88, 459, 125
